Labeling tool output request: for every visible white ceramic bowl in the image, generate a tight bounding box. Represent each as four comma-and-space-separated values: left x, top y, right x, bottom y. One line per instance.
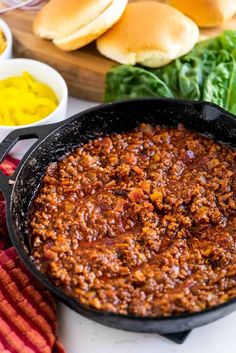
0, 58, 68, 158
0, 18, 12, 59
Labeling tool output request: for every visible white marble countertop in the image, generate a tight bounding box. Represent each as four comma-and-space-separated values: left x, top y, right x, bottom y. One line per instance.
58, 97, 236, 353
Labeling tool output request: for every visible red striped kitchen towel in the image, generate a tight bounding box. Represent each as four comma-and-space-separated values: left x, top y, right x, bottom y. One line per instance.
0, 157, 65, 353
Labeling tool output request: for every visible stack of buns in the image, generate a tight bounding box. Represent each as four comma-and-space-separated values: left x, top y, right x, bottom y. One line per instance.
33, 0, 236, 68
33, 0, 128, 51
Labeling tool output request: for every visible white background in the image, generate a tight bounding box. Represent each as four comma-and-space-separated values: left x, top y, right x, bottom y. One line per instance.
57, 97, 236, 353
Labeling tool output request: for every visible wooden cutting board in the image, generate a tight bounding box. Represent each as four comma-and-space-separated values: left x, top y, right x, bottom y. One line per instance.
2, 10, 115, 102
2, 3, 236, 102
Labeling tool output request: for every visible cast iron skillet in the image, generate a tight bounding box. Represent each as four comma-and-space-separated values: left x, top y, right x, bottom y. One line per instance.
1, 98, 236, 335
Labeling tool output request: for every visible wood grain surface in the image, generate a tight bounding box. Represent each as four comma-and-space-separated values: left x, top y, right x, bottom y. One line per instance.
2, 1, 236, 102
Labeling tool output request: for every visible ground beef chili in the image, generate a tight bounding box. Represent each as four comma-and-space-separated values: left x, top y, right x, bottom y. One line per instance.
30, 123, 236, 317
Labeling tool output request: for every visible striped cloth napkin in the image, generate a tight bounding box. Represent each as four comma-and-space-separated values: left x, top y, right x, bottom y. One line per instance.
0, 157, 65, 353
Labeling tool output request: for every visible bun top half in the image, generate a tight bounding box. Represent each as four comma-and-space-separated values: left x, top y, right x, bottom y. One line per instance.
33, 0, 128, 51
97, 2, 199, 68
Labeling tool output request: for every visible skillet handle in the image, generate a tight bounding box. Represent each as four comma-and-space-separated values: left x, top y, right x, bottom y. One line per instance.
0, 123, 58, 196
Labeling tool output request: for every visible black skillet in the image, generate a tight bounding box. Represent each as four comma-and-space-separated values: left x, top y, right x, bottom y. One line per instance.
1, 98, 236, 336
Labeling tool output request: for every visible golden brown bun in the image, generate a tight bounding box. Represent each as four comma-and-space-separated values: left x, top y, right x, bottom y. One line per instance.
96, 2, 199, 68
169, 0, 236, 27
34, 0, 112, 39
33, 0, 128, 51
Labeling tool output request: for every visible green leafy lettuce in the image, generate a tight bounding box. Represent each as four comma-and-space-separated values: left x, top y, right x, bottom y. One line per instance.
104, 30, 236, 114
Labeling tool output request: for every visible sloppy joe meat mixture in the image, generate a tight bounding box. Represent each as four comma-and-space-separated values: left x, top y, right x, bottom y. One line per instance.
30, 123, 236, 317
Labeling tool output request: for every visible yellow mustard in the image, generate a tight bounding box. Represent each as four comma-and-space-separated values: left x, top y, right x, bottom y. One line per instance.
0, 72, 58, 126
0, 31, 6, 55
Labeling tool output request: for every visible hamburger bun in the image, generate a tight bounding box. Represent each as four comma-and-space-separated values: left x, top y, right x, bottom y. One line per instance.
96, 2, 199, 68
33, 0, 128, 51
169, 0, 236, 27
